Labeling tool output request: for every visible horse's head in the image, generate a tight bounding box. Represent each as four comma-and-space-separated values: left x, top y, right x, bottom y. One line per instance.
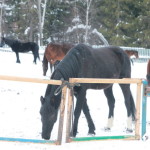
134, 51, 139, 58
40, 95, 58, 140
1, 37, 15, 46
45, 43, 66, 65
125, 50, 139, 58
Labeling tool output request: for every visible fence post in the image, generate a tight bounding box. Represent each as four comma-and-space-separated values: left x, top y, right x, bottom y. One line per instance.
135, 82, 142, 139
141, 80, 148, 138
56, 86, 67, 145
65, 78, 74, 143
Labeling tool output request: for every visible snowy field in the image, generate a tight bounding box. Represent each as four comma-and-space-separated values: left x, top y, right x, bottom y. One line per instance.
0, 49, 150, 150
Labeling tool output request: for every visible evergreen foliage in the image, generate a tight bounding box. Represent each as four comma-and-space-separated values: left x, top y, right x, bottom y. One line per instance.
1, 0, 149, 48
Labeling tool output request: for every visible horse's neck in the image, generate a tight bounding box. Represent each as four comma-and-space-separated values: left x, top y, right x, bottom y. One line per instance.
5, 39, 17, 46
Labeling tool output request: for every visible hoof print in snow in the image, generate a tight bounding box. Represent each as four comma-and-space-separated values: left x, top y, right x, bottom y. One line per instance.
104, 127, 111, 132
126, 128, 133, 133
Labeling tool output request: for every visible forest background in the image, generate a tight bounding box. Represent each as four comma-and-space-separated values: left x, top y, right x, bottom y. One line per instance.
0, 0, 149, 48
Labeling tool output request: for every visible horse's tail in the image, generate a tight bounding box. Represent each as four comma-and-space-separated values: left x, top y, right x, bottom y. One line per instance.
42, 55, 48, 76
50, 63, 53, 73
112, 47, 131, 78
113, 47, 136, 120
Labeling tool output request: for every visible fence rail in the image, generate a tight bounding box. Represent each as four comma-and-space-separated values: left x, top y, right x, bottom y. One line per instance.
0, 75, 61, 85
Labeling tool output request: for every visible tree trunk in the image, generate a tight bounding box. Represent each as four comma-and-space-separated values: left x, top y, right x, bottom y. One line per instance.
0, 0, 5, 44
37, 0, 42, 46
84, 0, 92, 44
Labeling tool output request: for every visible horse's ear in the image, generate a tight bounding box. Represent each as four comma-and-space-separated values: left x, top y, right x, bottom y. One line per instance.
40, 96, 45, 105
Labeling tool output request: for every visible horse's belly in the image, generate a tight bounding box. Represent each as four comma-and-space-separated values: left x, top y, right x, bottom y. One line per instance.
86, 83, 113, 90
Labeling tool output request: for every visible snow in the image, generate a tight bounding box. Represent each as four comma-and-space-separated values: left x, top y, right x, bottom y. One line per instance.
72, 16, 81, 23
92, 29, 109, 46
0, 50, 150, 150
66, 24, 89, 33
24, 27, 30, 35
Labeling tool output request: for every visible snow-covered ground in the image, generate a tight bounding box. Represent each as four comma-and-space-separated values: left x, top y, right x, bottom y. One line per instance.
0, 50, 150, 150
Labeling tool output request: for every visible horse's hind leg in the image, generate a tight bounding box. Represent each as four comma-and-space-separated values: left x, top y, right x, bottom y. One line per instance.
82, 99, 95, 135
32, 52, 37, 64
103, 85, 115, 130
119, 84, 136, 132
32, 50, 39, 64
15, 52, 20, 63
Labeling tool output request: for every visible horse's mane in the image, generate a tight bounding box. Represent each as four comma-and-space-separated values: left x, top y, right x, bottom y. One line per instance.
43, 43, 80, 108
46, 44, 90, 108
3, 37, 19, 46
51, 44, 92, 81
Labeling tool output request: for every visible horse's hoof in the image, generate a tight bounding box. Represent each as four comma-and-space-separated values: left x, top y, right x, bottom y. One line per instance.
88, 133, 95, 136
88, 130, 95, 136
104, 127, 111, 132
126, 128, 133, 133
70, 131, 78, 137
142, 134, 149, 141
88, 129, 95, 135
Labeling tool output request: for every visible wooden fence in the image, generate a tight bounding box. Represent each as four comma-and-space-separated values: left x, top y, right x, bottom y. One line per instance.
0, 75, 144, 144
0, 75, 65, 145
66, 78, 143, 142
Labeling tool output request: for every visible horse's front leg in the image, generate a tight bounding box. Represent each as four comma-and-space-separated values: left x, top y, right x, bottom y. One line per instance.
15, 52, 20, 63
82, 99, 95, 135
103, 86, 115, 131
72, 89, 86, 137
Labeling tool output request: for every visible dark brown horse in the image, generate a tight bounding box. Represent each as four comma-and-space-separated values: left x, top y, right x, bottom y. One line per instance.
124, 50, 139, 58
42, 42, 74, 76
124, 50, 139, 65
40, 44, 135, 140
1, 37, 40, 64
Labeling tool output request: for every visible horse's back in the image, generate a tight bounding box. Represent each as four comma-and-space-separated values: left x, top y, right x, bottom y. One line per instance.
25, 42, 39, 50
74, 44, 131, 78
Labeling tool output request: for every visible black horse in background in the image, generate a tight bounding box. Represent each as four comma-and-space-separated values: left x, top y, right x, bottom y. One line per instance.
40, 44, 136, 140
1, 37, 40, 64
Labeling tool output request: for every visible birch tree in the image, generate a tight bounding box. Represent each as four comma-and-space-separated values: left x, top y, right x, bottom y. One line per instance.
84, 0, 92, 43
0, 0, 4, 44
37, 0, 47, 46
